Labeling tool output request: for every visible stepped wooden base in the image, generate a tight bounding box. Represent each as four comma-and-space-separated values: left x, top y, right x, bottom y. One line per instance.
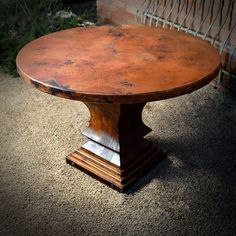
66, 140, 166, 192
66, 102, 167, 192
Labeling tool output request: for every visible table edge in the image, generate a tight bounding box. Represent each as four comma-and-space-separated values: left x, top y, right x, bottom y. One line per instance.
16, 61, 221, 104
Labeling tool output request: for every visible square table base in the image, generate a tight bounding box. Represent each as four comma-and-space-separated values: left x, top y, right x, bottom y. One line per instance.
66, 102, 166, 192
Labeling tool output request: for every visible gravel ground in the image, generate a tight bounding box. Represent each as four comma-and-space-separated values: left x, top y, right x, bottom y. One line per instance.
0, 69, 235, 235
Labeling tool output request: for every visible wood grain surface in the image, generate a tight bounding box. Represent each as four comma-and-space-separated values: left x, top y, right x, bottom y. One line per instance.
66, 102, 167, 191
16, 25, 220, 104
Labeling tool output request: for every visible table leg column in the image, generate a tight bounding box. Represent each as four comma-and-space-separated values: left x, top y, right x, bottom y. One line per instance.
66, 102, 166, 191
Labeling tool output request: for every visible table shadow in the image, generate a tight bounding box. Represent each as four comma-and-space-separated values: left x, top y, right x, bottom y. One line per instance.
125, 89, 236, 195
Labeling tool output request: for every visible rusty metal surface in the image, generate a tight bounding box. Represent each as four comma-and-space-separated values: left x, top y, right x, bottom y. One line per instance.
16, 25, 220, 103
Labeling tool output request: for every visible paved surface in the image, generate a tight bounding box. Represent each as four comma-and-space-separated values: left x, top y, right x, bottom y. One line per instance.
0, 69, 235, 235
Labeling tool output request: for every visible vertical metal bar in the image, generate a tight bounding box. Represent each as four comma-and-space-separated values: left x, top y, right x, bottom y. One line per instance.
154, 0, 164, 27
203, 0, 224, 40
210, 0, 215, 24
186, 0, 197, 33
218, 68, 223, 83
178, 0, 195, 31
195, 0, 214, 35
171, 0, 185, 29
155, 0, 172, 27
220, 22, 236, 55
213, 0, 233, 44
228, 0, 234, 30
219, 0, 224, 27
177, 0, 188, 31
143, 0, 156, 24
148, 0, 157, 25
149, 0, 159, 26
218, 21, 236, 83
229, 46, 236, 83
139, 0, 150, 23
163, 0, 179, 28
200, 0, 205, 22
161, 0, 172, 19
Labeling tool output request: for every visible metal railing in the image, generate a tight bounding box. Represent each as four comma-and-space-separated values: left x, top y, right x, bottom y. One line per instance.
138, 0, 236, 84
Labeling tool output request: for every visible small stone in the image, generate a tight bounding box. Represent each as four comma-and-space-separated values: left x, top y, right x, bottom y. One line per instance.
55, 10, 76, 19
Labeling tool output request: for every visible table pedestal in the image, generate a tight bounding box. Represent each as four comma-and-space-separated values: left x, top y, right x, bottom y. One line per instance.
66, 102, 166, 192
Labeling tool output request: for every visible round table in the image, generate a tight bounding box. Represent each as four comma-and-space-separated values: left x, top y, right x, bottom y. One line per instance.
16, 25, 220, 191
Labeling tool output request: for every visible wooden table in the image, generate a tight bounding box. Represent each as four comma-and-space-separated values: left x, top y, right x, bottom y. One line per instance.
16, 25, 220, 192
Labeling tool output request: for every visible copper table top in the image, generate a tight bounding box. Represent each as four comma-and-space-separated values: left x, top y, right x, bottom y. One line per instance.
16, 25, 220, 103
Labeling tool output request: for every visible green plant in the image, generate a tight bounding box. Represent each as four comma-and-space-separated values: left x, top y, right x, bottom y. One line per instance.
0, 0, 96, 76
